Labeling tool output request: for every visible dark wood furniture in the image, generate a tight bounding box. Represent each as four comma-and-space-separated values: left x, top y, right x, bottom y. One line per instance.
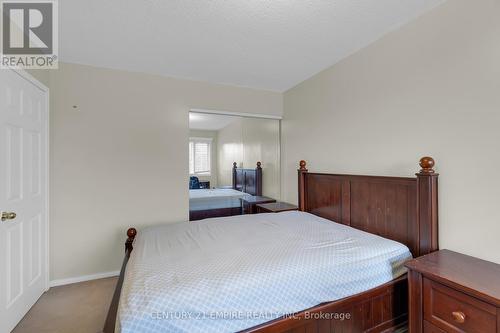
199, 180, 210, 189
405, 249, 500, 333
240, 195, 276, 214
233, 161, 263, 196
189, 206, 242, 221
189, 162, 263, 221
256, 201, 298, 213
105, 156, 439, 333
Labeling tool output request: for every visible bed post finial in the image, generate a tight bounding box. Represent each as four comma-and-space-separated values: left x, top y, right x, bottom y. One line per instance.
255, 162, 263, 195
419, 156, 435, 174
299, 160, 307, 171
233, 162, 237, 169
416, 156, 438, 256
125, 228, 137, 252
127, 228, 137, 239
298, 160, 308, 211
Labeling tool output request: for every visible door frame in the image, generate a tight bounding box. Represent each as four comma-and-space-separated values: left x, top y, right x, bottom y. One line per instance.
6, 68, 50, 292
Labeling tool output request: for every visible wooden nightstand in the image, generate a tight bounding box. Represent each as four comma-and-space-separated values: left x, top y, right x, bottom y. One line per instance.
240, 196, 275, 214
255, 202, 298, 213
405, 249, 500, 333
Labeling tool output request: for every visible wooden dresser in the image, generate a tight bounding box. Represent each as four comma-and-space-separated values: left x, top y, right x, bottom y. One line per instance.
405, 249, 500, 333
255, 201, 298, 213
240, 196, 275, 214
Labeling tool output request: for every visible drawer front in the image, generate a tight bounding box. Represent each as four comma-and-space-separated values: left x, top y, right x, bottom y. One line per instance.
423, 278, 497, 333
424, 320, 446, 333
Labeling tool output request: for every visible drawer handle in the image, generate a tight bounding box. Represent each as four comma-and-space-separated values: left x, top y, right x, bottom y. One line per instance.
452, 311, 466, 323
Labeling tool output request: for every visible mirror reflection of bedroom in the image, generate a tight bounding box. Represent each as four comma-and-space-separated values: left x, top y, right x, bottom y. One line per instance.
189, 111, 281, 221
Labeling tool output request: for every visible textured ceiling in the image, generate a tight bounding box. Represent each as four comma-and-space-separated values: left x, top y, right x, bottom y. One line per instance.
60, 0, 445, 92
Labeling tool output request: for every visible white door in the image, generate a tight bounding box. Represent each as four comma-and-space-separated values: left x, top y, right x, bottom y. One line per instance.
0, 69, 48, 333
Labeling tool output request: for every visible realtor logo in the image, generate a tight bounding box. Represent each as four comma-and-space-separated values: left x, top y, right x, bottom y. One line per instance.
1, 0, 58, 68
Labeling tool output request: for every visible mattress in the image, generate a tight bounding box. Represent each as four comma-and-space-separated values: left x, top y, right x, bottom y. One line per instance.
117, 211, 412, 333
189, 188, 251, 211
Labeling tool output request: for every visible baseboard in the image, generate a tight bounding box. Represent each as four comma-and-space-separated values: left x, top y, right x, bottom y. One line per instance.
49, 271, 120, 288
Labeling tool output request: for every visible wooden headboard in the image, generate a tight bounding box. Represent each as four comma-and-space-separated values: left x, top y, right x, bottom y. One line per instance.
232, 162, 263, 196
298, 157, 438, 257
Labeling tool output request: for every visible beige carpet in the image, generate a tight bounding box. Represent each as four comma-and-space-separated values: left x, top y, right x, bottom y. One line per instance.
12, 277, 117, 333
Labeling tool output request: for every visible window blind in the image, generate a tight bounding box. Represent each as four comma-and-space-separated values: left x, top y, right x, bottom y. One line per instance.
189, 138, 211, 175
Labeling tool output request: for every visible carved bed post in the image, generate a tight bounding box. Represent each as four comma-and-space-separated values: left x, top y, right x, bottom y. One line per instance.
298, 160, 308, 211
255, 162, 263, 196
125, 228, 137, 253
104, 227, 137, 333
416, 157, 439, 256
232, 162, 237, 190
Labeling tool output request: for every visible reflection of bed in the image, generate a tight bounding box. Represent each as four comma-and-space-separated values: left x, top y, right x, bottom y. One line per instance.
189, 162, 262, 221
105, 157, 439, 333
190, 188, 251, 210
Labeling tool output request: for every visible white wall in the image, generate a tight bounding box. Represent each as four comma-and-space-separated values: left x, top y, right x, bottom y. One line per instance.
189, 129, 218, 187
217, 117, 280, 199
26, 69, 50, 88
47, 63, 282, 280
282, 0, 500, 264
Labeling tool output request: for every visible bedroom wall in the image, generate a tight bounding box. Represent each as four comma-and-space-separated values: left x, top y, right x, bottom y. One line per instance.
47, 62, 282, 281
26, 69, 51, 88
217, 117, 280, 199
189, 129, 218, 187
281, 0, 500, 264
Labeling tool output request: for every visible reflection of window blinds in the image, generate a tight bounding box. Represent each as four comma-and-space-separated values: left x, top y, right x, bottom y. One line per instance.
189, 142, 195, 174
194, 142, 210, 173
189, 138, 211, 174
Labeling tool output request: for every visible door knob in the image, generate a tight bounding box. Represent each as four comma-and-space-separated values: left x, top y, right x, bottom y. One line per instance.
1, 212, 16, 221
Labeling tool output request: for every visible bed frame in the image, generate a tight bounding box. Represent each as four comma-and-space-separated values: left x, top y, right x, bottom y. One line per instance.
104, 157, 438, 333
189, 162, 263, 221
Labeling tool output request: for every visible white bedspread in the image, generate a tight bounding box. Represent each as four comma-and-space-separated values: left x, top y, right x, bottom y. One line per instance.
117, 211, 412, 333
189, 188, 250, 211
